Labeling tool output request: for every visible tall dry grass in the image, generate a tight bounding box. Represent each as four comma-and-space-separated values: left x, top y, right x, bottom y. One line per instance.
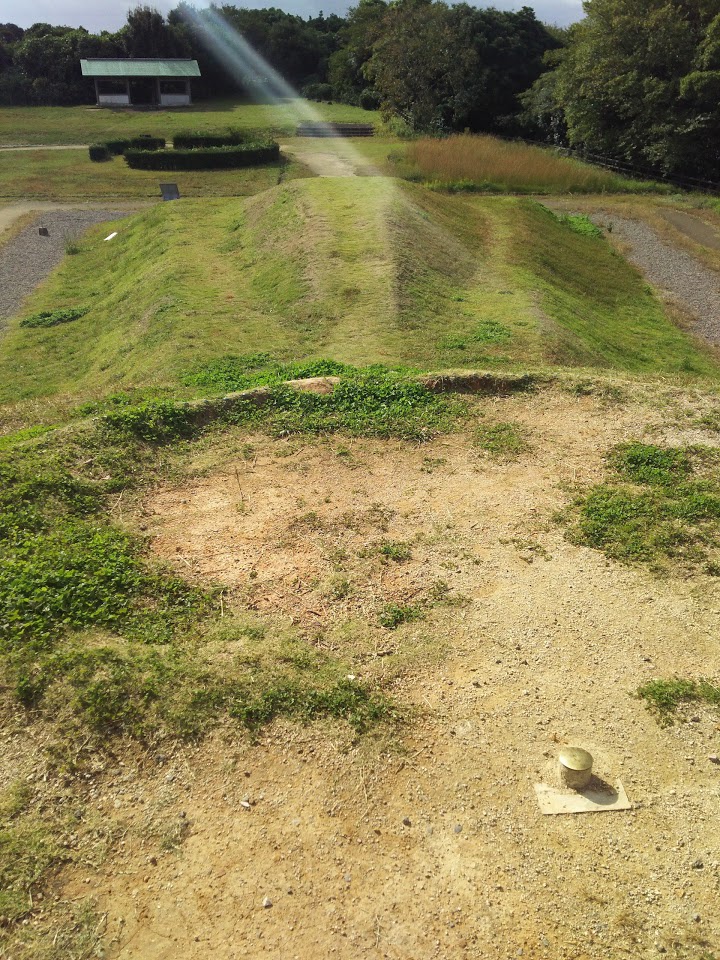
406, 134, 641, 193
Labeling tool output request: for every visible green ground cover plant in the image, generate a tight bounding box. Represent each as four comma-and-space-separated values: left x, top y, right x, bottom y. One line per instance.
378, 603, 423, 629
557, 213, 604, 238
473, 421, 529, 458
0, 366, 452, 743
0, 433, 396, 741
103, 367, 463, 443
183, 353, 353, 392
568, 442, 720, 569
637, 677, 720, 725
19, 307, 88, 329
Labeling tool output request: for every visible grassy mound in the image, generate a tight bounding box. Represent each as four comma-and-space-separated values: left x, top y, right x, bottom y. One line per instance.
0, 178, 717, 406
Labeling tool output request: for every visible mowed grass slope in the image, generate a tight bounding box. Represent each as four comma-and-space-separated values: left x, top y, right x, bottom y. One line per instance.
1, 177, 716, 404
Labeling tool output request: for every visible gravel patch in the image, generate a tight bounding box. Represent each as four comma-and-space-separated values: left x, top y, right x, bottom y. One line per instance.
592, 213, 720, 344
0, 210, 126, 325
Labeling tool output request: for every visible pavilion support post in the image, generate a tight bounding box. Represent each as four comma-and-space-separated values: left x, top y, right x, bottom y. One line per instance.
156, 77, 162, 106
126, 79, 131, 105
186, 80, 192, 105
93, 78, 99, 105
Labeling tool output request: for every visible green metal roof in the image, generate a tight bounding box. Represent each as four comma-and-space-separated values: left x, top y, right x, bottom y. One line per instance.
80, 59, 201, 78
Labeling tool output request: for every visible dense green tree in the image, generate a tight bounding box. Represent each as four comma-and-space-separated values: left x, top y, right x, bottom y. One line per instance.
366, 0, 454, 130
536, 0, 720, 178
121, 5, 190, 58
328, 0, 387, 105
366, 0, 558, 133
0, 24, 24, 44
13, 28, 91, 104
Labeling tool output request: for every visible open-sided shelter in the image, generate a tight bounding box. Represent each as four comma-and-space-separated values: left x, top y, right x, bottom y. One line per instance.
80, 59, 201, 107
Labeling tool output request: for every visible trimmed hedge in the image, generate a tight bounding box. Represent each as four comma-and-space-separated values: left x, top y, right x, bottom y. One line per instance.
128, 135, 165, 151
89, 143, 109, 162
124, 141, 280, 171
173, 128, 247, 149
90, 136, 165, 161
105, 138, 132, 156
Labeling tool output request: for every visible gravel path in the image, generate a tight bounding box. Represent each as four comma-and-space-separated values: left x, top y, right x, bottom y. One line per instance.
591, 213, 720, 343
0, 210, 126, 325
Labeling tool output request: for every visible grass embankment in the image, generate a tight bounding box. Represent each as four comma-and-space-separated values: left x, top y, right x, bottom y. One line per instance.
405, 134, 661, 194
0, 99, 378, 146
1, 178, 715, 410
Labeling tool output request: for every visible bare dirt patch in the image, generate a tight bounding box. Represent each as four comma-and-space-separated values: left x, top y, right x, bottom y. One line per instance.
660, 208, 720, 252
56, 387, 720, 960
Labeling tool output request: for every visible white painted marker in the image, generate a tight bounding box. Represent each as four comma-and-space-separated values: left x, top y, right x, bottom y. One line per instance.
104, 231, 118, 242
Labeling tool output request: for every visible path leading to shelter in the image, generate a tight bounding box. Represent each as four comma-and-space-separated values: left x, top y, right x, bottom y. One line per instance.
281, 142, 358, 177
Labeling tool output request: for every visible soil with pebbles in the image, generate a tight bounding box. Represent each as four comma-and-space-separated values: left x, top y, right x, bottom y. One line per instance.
589, 213, 720, 344
0, 210, 125, 325
47, 387, 719, 960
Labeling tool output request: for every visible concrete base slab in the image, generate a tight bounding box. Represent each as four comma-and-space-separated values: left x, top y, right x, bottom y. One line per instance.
534, 780, 631, 815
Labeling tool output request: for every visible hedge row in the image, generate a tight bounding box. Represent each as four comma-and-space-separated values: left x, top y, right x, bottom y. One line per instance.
89, 143, 111, 162
172, 128, 248, 149
124, 141, 280, 171
89, 135, 166, 162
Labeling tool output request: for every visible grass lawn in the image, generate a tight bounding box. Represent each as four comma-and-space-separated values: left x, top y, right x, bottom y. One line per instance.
0, 148, 312, 200
0, 98, 379, 146
1, 178, 716, 407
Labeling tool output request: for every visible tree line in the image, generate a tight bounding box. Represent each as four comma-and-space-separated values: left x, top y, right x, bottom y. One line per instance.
1, 0, 718, 180
0, 2, 558, 133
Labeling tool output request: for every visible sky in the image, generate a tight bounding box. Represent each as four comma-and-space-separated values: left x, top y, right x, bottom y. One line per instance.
3, 0, 585, 33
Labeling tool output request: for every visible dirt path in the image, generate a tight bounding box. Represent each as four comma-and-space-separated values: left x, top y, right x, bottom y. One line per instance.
281, 143, 358, 177
0, 210, 129, 324
57, 388, 720, 960
0, 144, 88, 152
660, 208, 720, 250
